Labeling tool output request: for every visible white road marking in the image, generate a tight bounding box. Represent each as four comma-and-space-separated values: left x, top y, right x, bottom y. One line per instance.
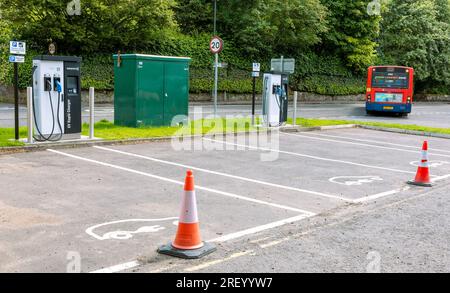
47, 149, 314, 215
353, 186, 410, 203
208, 214, 314, 243
300, 132, 450, 154
329, 176, 383, 186
85, 218, 178, 240
94, 146, 350, 202
90, 260, 140, 273
410, 160, 450, 168
281, 132, 450, 158
430, 174, 450, 183
202, 138, 417, 175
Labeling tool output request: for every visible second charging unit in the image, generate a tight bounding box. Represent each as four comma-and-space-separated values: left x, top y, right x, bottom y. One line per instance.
262, 73, 289, 127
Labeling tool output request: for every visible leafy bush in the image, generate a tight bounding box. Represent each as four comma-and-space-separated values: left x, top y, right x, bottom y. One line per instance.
294, 75, 365, 95
291, 51, 365, 95
81, 56, 114, 90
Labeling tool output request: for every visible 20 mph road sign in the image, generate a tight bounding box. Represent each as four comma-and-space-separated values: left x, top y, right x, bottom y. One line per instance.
210, 36, 224, 54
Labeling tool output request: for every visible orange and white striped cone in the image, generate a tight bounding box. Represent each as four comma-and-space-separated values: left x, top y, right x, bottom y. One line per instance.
158, 170, 216, 259
408, 141, 432, 187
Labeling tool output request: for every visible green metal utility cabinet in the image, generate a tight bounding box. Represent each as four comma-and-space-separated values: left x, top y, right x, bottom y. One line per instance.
113, 54, 191, 127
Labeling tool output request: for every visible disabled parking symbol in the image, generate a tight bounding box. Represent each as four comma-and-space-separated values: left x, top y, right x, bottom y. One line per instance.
85, 217, 178, 240
329, 176, 383, 186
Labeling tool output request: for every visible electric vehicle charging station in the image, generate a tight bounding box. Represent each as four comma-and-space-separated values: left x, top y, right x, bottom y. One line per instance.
262, 57, 295, 127
31, 56, 82, 142
262, 73, 289, 127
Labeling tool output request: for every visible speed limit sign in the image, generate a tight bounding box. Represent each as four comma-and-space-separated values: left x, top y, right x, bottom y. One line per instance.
210, 36, 224, 54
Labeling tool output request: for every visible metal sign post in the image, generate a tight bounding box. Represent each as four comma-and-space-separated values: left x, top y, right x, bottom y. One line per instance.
251, 63, 260, 125
14, 62, 19, 140
210, 36, 224, 118
214, 53, 219, 118
9, 41, 26, 140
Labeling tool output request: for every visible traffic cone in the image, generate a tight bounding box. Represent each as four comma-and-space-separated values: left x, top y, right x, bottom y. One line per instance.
157, 170, 216, 259
408, 141, 432, 187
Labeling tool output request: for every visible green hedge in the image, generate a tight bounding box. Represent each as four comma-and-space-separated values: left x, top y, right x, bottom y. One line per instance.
294, 75, 365, 95
81, 56, 114, 90
0, 32, 366, 96
290, 51, 366, 95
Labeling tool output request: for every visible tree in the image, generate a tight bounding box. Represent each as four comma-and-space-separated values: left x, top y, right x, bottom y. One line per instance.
175, 0, 213, 34
216, 0, 328, 59
267, 0, 328, 55
321, 0, 381, 72
0, 0, 178, 54
381, 0, 450, 86
0, 17, 14, 84
435, 0, 450, 22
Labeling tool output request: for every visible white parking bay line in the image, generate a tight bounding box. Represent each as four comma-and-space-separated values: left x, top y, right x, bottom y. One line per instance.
202, 138, 417, 175
431, 174, 450, 183
93, 146, 350, 203
352, 186, 410, 203
307, 132, 450, 154
91, 260, 140, 273
47, 149, 314, 215
282, 132, 450, 158
208, 214, 312, 243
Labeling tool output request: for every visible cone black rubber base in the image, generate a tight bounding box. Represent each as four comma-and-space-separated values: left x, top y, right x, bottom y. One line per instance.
157, 242, 216, 259
407, 180, 432, 187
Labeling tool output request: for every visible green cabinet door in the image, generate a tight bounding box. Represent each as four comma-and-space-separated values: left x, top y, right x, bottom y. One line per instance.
137, 60, 164, 126
164, 62, 189, 125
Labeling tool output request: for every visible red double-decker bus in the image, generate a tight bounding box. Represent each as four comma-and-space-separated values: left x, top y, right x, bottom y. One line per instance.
366, 66, 414, 116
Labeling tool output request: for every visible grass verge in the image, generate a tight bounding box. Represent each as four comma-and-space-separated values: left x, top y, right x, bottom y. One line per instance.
290, 118, 450, 135
0, 127, 27, 147
82, 118, 261, 140
2, 117, 450, 148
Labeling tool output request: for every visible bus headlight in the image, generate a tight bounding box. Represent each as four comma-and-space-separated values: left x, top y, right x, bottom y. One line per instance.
407, 97, 411, 103
367, 95, 371, 102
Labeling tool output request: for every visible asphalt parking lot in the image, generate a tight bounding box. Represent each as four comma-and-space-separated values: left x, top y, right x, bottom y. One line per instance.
0, 127, 449, 272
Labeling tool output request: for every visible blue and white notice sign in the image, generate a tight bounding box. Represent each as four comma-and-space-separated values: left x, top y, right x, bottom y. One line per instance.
10, 41, 26, 55
9, 55, 25, 63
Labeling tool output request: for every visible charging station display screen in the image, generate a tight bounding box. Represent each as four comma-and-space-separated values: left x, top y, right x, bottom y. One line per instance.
67, 76, 78, 94
372, 69, 409, 89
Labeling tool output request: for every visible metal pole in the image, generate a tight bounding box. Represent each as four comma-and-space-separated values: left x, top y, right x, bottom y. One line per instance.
214, 0, 217, 35
89, 87, 95, 139
214, 53, 219, 118
27, 87, 33, 144
293, 91, 298, 126
14, 62, 19, 140
252, 76, 256, 125
213, 0, 218, 119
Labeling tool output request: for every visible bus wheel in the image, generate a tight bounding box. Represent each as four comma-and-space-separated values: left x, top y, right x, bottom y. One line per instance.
366, 110, 373, 115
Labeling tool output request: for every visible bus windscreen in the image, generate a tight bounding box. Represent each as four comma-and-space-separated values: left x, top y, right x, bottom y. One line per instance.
372, 68, 409, 89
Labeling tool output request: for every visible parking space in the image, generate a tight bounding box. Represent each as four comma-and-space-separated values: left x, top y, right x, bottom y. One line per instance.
285, 129, 450, 174
0, 127, 449, 272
